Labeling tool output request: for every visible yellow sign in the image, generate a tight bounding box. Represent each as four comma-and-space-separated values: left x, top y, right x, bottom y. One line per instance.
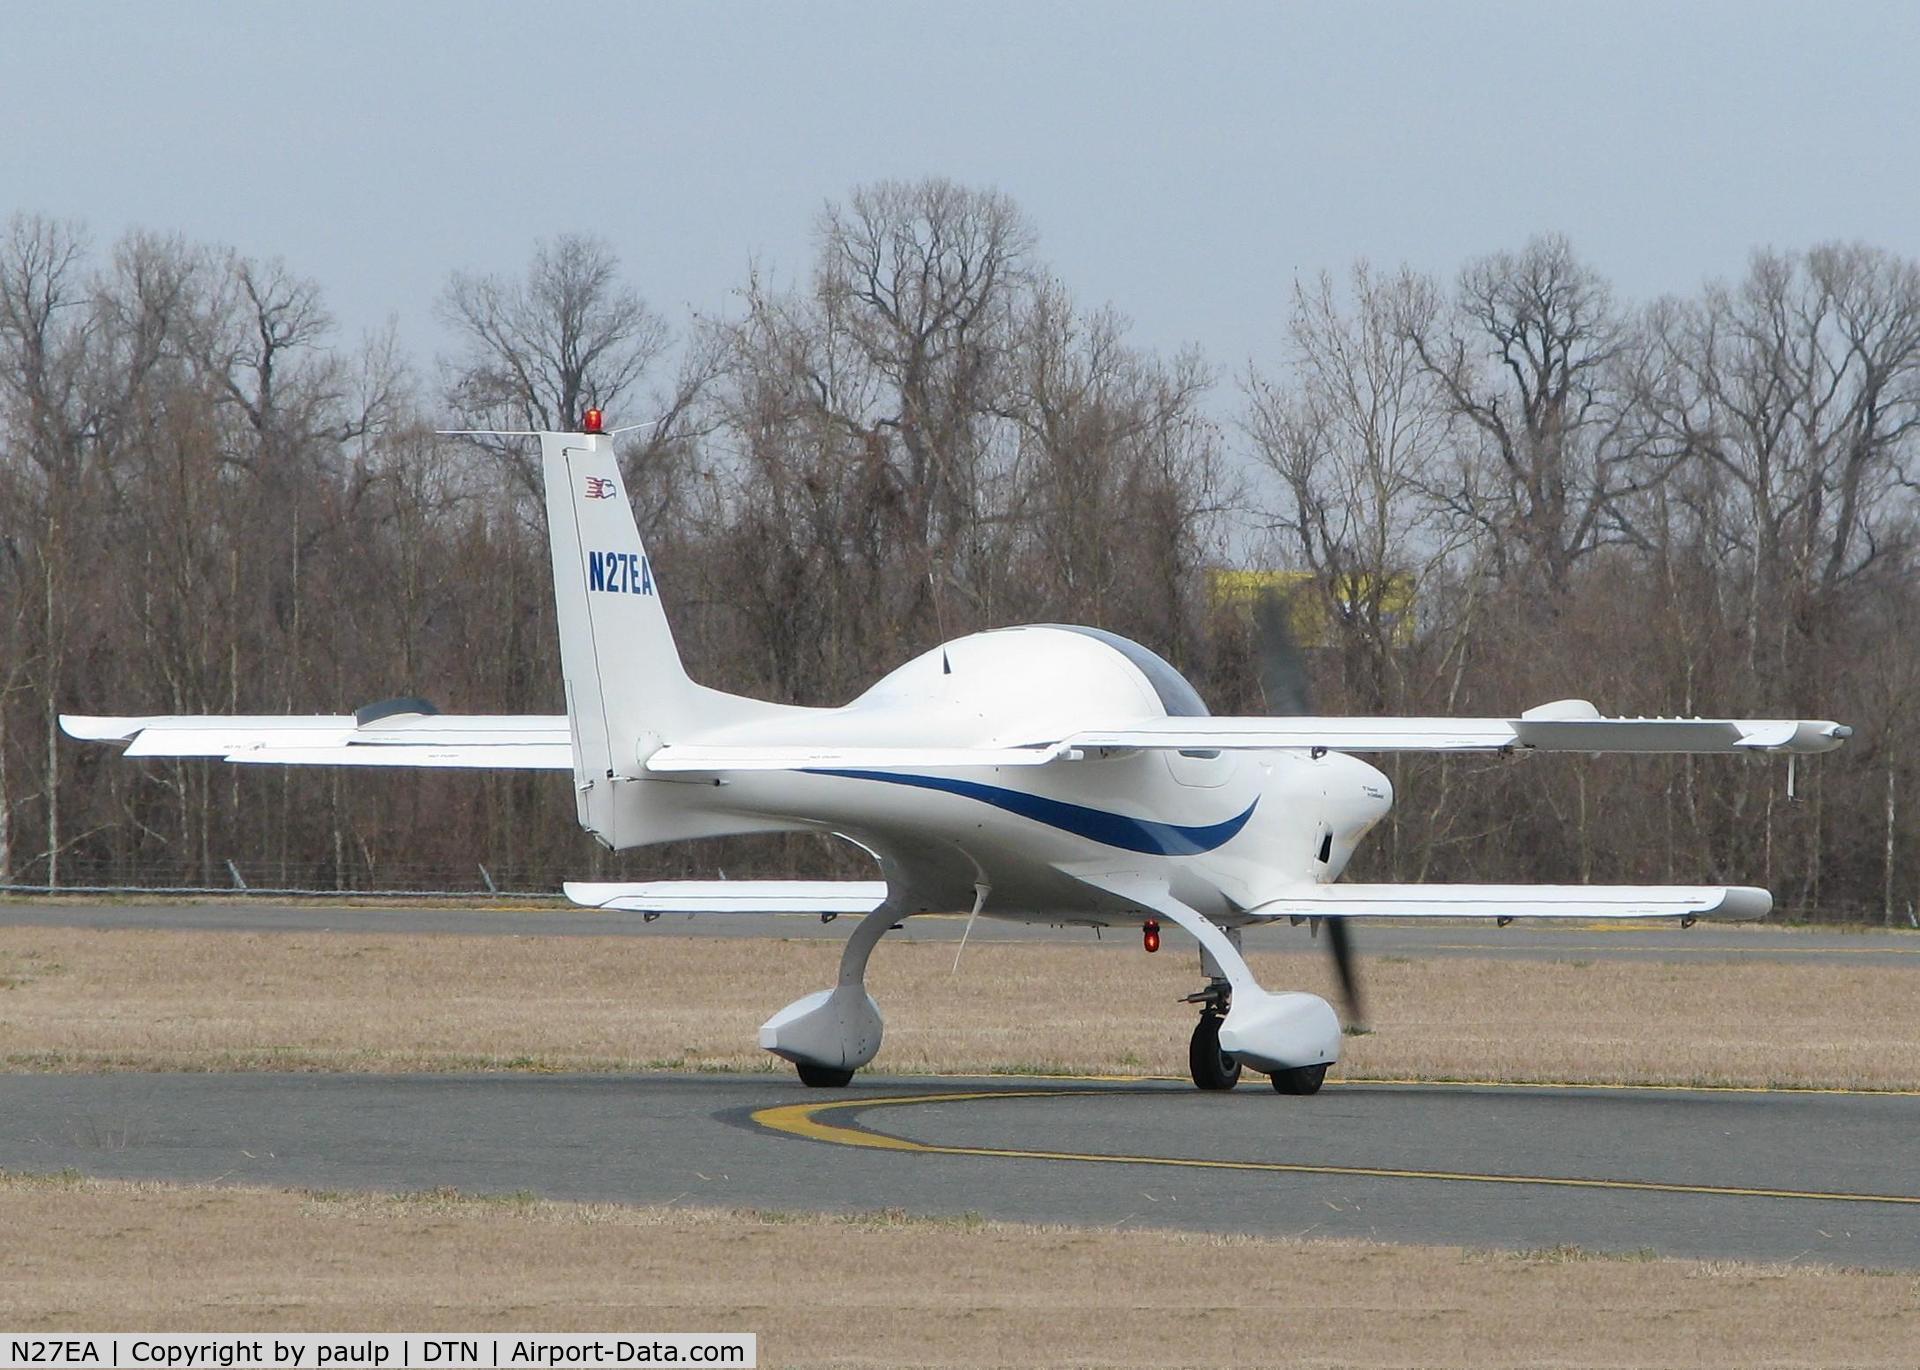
1206, 569, 1416, 648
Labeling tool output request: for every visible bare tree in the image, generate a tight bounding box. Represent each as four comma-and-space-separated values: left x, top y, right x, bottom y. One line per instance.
816, 178, 1035, 603
0, 215, 96, 886
439, 235, 671, 506
1247, 263, 1456, 709
1649, 245, 1920, 634
705, 180, 1037, 696
189, 253, 339, 448
0, 511, 34, 884
1408, 235, 1646, 596
711, 266, 913, 700
1005, 277, 1218, 647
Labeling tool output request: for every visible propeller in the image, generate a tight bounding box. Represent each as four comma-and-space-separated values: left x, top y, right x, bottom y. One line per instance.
1321, 915, 1366, 1033
1251, 588, 1313, 717
1253, 587, 1367, 1031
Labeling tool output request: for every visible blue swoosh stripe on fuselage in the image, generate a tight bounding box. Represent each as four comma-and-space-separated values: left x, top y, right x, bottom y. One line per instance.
803, 769, 1257, 856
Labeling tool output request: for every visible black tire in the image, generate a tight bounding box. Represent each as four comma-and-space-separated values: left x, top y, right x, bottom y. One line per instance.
796, 1061, 855, 1088
1269, 1062, 1328, 1095
1188, 1014, 1242, 1091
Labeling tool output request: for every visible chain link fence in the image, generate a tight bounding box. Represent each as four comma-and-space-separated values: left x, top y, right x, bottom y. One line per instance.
0, 854, 572, 899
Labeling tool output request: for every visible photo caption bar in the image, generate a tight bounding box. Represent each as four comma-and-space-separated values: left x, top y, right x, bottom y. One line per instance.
0, 1335, 754, 1369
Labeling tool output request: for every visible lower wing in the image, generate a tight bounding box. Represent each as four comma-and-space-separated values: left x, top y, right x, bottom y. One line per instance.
565, 881, 889, 914
1245, 883, 1770, 921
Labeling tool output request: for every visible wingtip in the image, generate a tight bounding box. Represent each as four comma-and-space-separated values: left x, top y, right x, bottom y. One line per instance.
1792, 721, 1853, 753
1716, 887, 1773, 920
59, 715, 141, 743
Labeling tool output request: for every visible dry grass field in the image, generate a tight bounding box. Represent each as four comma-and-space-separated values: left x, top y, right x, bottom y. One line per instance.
1, 925, 1917, 1088
4, 1172, 1917, 1367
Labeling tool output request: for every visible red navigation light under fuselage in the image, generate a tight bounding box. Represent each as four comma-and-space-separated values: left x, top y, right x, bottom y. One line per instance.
1143, 919, 1160, 954
582, 408, 605, 434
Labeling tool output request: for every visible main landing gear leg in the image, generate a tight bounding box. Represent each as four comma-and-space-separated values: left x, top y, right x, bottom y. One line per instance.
759, 906, 913, 1087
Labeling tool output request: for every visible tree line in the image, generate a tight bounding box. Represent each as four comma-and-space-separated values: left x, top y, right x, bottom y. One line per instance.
1, 179, 1914, 919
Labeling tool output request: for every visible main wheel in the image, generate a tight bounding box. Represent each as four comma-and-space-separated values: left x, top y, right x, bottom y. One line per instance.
1188, 1014, 1242, 1091
796, 1061, 856, 1088
1269, 1062, 1328, 1095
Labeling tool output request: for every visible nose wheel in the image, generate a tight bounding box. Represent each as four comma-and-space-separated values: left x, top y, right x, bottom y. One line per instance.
1188, 1011, 1242, 1090
1184, 976, 1241, 1090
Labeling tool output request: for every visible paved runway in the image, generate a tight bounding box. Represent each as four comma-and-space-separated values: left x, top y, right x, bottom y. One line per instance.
2, 1071, 1915, 1269
7, 898, 1920, 964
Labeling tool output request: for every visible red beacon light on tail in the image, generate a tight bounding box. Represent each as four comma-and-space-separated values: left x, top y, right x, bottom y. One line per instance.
581, 408, 605, 435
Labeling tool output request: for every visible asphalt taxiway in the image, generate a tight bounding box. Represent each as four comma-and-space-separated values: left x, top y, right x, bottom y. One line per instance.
1, 1071, 1915, 1269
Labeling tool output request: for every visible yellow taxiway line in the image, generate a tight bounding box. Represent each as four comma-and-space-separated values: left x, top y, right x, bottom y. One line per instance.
920, 1071, 1920, 1098
752, 1087, 1920, 1207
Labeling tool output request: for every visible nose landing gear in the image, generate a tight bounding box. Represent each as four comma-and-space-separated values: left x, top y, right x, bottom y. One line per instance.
1068, 871, 1342, 1098
1183, 977, 1241, 1090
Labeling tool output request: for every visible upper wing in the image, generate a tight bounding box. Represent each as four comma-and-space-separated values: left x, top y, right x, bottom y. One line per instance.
1062, 700, 1851, 756
645, 743, 1070, 772
68, 693, 1850, 774
640, 700, 1849, 774
1245, 883, 1771, 921
61, 710, 571, 771
67, 714, 1064, 775
566, 880, 889, 913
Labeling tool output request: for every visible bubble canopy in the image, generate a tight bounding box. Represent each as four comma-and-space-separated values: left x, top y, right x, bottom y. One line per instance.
1045, 625, 1210, 719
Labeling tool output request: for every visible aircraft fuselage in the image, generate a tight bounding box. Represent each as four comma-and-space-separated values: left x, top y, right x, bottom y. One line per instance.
604, 624, 1393, 925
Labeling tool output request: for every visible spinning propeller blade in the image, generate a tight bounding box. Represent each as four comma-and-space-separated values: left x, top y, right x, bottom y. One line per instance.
1322, 915, 1366, 1031
1252, 588, 1313, 718
1255, 587, 1367, 1031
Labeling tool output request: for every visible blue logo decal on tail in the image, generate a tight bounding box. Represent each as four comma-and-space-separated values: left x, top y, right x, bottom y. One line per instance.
588, 551, 654, 596
805, 769, 1255, 855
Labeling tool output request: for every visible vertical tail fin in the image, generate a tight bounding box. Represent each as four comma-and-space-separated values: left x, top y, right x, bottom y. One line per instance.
541, 430, 697, 841
540, 426, 805, 849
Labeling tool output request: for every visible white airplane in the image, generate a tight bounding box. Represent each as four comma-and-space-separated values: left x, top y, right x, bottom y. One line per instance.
64, 417, 1852, 1094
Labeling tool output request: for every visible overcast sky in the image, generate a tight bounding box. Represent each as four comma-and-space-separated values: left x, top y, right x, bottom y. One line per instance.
6, 1, 1918, 387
